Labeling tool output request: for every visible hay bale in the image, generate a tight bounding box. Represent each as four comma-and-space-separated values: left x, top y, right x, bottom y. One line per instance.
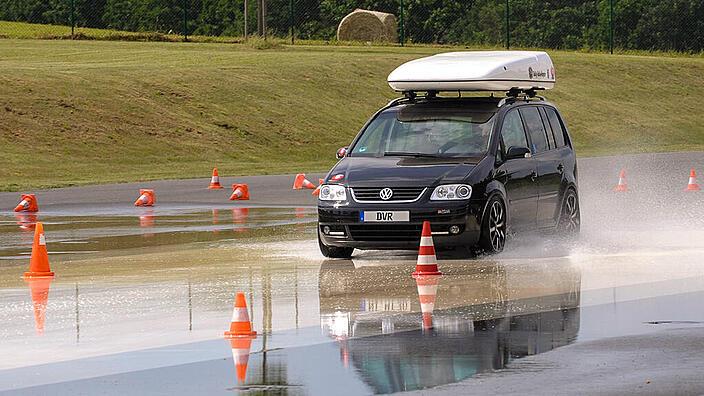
337, 9, 397, 42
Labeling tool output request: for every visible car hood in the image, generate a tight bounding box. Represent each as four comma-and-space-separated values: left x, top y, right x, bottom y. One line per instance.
330, 156, 479, 187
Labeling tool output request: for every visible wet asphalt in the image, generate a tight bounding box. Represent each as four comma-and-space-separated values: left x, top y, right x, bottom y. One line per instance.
0, 152, 703, 395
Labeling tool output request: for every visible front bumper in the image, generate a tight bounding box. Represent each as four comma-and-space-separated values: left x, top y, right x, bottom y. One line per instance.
318, 200, 483, 250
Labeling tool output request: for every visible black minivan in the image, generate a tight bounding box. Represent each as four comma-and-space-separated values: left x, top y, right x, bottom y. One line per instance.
317, 93, 579, 258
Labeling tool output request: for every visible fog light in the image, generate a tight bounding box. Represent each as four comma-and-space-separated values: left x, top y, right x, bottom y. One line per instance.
449, 225, 460, 234
323, 226, 331, 235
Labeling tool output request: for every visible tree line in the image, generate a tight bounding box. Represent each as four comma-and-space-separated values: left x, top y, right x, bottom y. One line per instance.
2, 0, 702, 52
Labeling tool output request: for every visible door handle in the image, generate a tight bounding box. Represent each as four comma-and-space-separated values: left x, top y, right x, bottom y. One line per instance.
530, 171, 537, 182
557, 163, 564, 173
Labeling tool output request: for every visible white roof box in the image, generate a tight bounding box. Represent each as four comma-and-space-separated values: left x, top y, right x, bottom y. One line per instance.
387, 51, 555, 92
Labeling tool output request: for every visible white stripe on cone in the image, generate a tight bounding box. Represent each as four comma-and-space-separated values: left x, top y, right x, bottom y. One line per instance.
232, 190, 242, 198
231, 307, 250, 322
38, 234, 46, 246
19, 200, 29, 208
139, 194, 148, 203
690, 177, 696, 184
420, 236, 434, 246
417, 284, 438, 295
417, 255, 437, 265
420, 302, 435, 312
212, 176, 219, 183
232, 348, 250, 364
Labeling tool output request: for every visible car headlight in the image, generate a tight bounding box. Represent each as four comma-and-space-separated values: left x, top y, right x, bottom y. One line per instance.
430, 184, 472, 200
319, 184, 347, 201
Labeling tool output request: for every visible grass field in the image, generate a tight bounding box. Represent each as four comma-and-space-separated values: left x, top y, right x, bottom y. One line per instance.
1, 33, 703, 190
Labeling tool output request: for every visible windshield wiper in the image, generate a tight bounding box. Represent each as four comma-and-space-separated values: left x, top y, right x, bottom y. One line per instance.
383, 151, 444, 158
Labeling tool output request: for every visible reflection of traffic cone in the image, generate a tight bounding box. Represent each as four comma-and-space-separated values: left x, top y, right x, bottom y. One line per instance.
207, 168, 224, 189
340, 339, 349, 368
139, 210, 155, 227
293, 174, 316, 190
24, 222, 55, 278
295, 207, 306, 217
212, 209, 220, 234
15, 213, 38, 231
14, 194, 38, 212
233, 208, 249, 232
614, 170, 630, 192
684, 170, 701, 191
229, 336, 256, 384
224, 292, 257, 337
312, 179, 324, 195
229, 184, 250, 200
412, 221, 442, 276
134, 189, 155, 206
413, 274, 441, 330
25, 277, 53, 334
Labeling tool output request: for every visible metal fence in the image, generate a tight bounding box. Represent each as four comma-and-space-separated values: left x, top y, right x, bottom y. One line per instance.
1, 0, 702, 53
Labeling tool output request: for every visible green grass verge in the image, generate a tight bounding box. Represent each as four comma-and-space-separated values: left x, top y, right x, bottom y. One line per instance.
0, 32, 703, 191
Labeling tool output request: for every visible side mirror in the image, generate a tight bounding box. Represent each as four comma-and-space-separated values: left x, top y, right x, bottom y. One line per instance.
506, 146, 531, 160
336, 147, 348, 159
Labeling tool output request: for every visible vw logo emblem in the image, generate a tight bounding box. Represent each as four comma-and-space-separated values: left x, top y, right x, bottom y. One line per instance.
379, 188, 393, 200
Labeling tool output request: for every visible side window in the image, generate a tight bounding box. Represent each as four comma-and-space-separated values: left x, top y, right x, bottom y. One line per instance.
500, 110, 528, 156
352, 116, 390, 156
538, 107, 556, 149
519, 107, 548, 154
545, 107, 566, 147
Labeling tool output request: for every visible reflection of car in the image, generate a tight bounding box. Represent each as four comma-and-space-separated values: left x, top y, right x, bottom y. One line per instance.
318, 52, 580, 258
317, 259, 581, 393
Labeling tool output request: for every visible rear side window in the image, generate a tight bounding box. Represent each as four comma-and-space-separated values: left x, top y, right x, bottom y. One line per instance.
519, 107, 549, 154
544, 107, 566, 147
500, 110, 529, 155
538, 107, 556, 149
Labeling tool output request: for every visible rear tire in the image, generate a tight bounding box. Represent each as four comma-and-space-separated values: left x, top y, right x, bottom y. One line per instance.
479, 196, 507, 254
318, 229, 354, 259
558, 189, 580, 236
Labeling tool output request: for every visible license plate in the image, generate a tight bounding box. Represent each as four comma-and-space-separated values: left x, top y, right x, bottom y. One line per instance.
360, 211, 410, 222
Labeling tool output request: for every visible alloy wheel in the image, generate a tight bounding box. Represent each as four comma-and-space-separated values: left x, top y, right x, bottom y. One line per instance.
488, 200, 506, 252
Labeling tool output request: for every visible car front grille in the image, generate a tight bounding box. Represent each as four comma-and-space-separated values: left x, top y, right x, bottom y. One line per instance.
347, 224, 455, 242
348, 224, 424, 242
351, 187, 426, 202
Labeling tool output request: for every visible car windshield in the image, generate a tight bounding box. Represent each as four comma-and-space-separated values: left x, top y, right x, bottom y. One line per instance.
349, 101, 497, 158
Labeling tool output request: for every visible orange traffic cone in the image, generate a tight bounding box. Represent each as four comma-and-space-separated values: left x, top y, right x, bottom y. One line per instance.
14, 194, 38, 212
614, 170, 630, 192
134, 189, 155, 206
24, 222, 55, 278
293, 174, 317, 190
685, 170, 700, 191
229, 336, 256, 384
25, 277, 53, 334
229, 184, 250, 200
224, 292, 257, 337
312, 179, 324, 195
207, 168, 224, 189
412, 221, 442, 276
414, 274, 441, 330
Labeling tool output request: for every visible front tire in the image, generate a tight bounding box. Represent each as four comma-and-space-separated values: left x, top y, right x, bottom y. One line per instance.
479, 196, 507, 254
318, 229, 354, 259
